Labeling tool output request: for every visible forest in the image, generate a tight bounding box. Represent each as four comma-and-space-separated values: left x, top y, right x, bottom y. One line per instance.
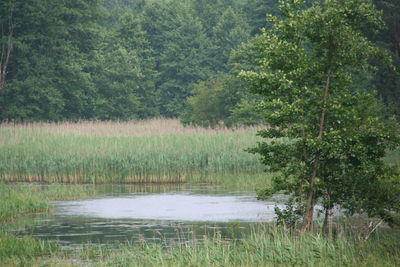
0, 0, 399, 125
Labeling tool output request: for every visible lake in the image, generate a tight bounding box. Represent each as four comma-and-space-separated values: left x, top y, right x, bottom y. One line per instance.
15, 183, 283, 248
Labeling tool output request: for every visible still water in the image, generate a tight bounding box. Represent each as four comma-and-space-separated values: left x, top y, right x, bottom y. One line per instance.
16, 184, 282, 248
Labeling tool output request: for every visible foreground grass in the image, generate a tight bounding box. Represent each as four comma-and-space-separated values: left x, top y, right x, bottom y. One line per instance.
0, 183, 49, 222
3, 226, 399, 267
0, 183, 399, 266
0, 119, 265, 184
90, 228, 400, 267
0, 183, 98, 266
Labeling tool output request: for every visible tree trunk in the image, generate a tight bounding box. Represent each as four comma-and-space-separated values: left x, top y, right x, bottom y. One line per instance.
394, 26, 399, 58
322, 206, 333, 239
301, 67, 332, 232
322, 193, 332, 239
0, 18, 14, 96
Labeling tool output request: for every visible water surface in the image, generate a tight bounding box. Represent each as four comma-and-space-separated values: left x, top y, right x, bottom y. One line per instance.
17, 184, 281, 247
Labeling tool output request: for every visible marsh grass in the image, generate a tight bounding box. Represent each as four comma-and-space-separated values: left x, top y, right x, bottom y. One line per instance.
0, 183, 398, 266
1, 223, 399, 267
0, 183, 97, 222
0, 183, 99, 266
0, 119, 265, 184
0, 233, 59, 266
0, 183, 49, 222
72, 224, 400, 267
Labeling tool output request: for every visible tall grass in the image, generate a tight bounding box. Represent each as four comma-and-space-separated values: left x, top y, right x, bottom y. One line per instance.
72, 225, 400, 267
0, 183, 98, 266
0, 183, 49, 222
0, 183, 398, 266
0, 119, 265, 183
0, 183, 97, 222
2, 226, 398, 266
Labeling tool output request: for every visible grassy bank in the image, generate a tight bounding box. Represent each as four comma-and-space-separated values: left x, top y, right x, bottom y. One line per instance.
3, 224, 399, 266
0, 184, 399, 266
88, 227, 400, 267
0, 183, 49, 222
0, 183, 98, 266
0, 119, 265, 184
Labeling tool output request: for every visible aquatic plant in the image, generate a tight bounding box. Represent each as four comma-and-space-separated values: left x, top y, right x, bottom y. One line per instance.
0, 119, 265, 183
79, 224, 400, 267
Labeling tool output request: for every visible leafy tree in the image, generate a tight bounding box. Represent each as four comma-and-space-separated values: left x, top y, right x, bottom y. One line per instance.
241, 0, 400, 232
93, 12, 159, 120
374, 0, 400, 58
182, 74, 240, 127
371, 0, 400, 119
141, 0, 213, 117
0, 0, 14, 97
181, 72, 263, 127
242, 0, 280, 35
229, 96, 264, 126
210, 7, 251, 73
0, 0, 103, 121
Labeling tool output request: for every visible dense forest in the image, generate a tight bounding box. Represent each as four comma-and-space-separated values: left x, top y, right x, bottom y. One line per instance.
0, 0, 399, 125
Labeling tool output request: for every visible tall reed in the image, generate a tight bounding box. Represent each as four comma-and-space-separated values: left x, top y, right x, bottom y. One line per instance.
0, 119, 266, 183
79, 224, 400, 267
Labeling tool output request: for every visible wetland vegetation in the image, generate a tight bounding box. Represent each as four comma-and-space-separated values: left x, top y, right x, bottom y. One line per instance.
0, 121, 399, 266
0, 119, 267, 184
1, 183, 399, 267
1, 0, 400, 266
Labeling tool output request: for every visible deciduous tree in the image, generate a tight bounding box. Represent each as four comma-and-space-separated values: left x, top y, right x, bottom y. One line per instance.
241, 0, 400, 232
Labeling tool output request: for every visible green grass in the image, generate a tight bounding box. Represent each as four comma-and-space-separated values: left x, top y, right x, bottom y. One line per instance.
0, 183, 97, 222
0, 183, 98, 266
0, 233, 59, 266
0, 120, 399, 266
0, 184, 399, 266
0, 121, 265, 184
1, 225, 399, 266
11, 224, 394, 267
95, 229, 399, 267
0, 183, 49, 222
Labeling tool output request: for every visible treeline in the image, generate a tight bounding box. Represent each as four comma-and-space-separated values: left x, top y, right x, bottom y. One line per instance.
0, 0, 398, 124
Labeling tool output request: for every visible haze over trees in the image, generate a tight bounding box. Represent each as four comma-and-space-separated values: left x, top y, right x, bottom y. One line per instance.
0, 0, 399, 124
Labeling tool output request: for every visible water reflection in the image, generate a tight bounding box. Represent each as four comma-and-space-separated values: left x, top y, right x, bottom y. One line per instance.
54, 194, 279, 222
16, 183, 281, 247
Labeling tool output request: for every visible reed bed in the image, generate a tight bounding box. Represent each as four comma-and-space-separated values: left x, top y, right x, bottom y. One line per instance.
92, 228, 400, 267
0, 183, 49, 222
15, 224, 396, 267
0, 118, 264, 137
0, 119, 266, 183
3, 227, 399, 267
0, 183, 97, 222
0, 183, 398, 266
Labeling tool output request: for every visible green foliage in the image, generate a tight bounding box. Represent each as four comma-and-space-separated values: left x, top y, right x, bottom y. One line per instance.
0, 0, 397, 123
241, 0, 400, 229
93, 12, 159, 120
229, 96, 264, 126
0, 0, 103, 121
274, 198, 303, 228
210, 7, 251, 73
181, 73, 263, 127
242, 0, 280, 34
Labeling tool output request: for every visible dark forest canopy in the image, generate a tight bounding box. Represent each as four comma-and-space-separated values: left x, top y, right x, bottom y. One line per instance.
0, 0, 399, 123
